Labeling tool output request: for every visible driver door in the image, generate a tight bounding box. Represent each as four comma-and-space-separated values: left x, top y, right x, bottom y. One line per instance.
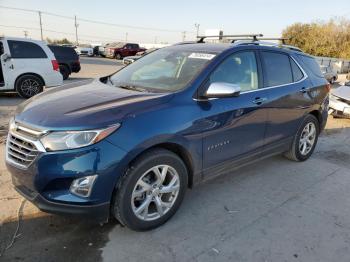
199, 50, 270, 177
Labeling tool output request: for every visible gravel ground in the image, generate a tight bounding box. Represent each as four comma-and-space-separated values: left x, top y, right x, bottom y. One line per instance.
1, 59, 350, 262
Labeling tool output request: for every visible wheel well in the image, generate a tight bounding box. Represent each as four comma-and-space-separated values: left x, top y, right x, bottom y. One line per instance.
309, 110, 322, 128
15, 73, 46, 88
130, 143, 195, 188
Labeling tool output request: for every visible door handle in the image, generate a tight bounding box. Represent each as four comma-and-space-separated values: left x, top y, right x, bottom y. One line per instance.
300, 87, 311, 93
253, 97, 267, 105
9, 64, 14, 69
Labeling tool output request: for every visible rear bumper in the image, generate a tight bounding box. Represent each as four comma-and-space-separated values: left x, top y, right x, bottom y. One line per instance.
14, 185, 110, 222
45, 72, 63, 87
71, 63, 81, 73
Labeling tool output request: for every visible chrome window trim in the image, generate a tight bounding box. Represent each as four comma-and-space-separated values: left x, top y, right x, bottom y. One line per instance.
193, 54, 308, 101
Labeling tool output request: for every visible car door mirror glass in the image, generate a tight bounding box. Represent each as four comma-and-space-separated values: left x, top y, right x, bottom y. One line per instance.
205, 82, 241, 98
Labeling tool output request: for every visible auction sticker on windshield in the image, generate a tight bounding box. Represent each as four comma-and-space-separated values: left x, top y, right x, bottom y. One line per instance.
188, 53, 216, 60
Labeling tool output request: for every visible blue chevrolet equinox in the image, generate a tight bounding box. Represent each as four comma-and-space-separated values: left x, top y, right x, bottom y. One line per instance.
6, 36, 329, 231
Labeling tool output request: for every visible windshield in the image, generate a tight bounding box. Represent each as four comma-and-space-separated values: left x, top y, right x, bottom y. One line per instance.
109, 48, 216, 92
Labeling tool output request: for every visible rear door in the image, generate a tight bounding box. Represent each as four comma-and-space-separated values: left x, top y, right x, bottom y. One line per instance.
260, 50, 313, 146
200, 50, 270, 177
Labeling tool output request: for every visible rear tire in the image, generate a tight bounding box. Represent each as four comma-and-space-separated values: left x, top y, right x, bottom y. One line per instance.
115, 53, 122, 60
15, 74, 44, 98
284, 114, 320, 162
59, 65, 70, 80
112, 149, 188, 231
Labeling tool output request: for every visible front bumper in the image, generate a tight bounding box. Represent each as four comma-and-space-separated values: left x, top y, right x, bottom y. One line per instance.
6, 138, 128, 222
14, 184, 110, 221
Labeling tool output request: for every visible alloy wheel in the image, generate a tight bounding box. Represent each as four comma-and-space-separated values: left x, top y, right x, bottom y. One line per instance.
299, 122, 316, 156
131, 165, 180, 221
21, 79, 40, 97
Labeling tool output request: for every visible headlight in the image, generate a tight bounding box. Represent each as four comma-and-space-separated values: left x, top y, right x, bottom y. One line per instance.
40, 124, 120, 151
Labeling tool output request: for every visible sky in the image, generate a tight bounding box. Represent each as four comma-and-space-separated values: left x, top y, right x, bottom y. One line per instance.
0, 0, 349, 44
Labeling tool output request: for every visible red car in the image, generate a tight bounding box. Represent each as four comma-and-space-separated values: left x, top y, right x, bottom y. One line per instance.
105, 42, 146, 59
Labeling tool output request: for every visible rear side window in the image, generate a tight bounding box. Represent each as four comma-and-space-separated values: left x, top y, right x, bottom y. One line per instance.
8, 40, 47, 59
49, 46, 78, 59
290, 58, 304, 82
261, 51, 293, 86
297, 55, 323, 78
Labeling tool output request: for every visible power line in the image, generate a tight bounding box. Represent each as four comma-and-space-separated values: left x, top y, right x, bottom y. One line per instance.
0, 24, 138, 43
0, 5, 195, 34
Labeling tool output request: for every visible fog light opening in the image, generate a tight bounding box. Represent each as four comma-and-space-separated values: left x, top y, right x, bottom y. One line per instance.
70, 175, 98, 197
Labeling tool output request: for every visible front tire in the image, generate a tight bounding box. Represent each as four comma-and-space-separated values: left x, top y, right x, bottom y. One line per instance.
284, 114, 320, 162
112, 149, 188, 231
115, 53, 122, 60
15, 74, 44, 98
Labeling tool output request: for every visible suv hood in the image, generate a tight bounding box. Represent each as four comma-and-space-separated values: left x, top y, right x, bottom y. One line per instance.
15, 79, 172, 130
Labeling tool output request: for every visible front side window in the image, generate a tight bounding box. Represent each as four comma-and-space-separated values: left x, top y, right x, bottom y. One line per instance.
209, 51, 259, 92
110, 48, 215, 92
262, 51, 293, 87
8, 40, 47, 59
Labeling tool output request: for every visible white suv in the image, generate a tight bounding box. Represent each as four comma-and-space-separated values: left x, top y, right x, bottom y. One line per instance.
0, 37, 63, 98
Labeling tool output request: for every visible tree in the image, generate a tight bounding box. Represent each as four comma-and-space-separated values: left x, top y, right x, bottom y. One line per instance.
45, 37, 73, 45
282, 18, 350, 59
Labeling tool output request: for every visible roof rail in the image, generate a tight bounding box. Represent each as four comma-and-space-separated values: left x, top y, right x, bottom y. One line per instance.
197, 34, 263, 43
234, 40, 303, 52
173, 41, 198, 46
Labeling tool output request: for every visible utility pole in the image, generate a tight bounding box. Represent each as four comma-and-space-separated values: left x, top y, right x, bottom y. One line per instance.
194, 23, 200, 38
182, 31, 186, 42
74, 15, 79, 45
38, 11, 43, 40
23, 30, 28, 38
125, 32, 128, 42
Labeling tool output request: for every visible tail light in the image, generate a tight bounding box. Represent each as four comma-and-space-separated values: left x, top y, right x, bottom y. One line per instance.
326, 83, 331, 93
51, 60, 59, 71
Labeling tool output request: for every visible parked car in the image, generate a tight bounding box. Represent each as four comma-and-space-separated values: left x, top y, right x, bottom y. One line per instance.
93, 45, 105, 57
0, 37, 62, 98
48, 45, 81, 80
329, 83, 350, 118
320, 65, 337, 84
123, 48, 158, 65
75, 44, 94, 56
6, 39, 329, 231
105, 42, 146, 59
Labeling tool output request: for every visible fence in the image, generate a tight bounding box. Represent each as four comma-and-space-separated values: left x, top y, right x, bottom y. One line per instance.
315, 56, 350, 74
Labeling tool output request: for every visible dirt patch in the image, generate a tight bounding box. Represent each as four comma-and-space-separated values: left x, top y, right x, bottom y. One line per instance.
0, 213, 115, 262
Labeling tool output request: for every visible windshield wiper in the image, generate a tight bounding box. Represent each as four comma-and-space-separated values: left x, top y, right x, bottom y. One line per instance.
117, 84, 147, 92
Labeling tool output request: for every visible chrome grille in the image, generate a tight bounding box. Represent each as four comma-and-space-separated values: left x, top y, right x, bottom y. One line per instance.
6, 121, 47, 169
7, 134, 39, 168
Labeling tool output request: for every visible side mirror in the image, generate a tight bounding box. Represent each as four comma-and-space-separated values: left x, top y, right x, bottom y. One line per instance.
204, 82, 241, 98
2, 53, 11, 62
